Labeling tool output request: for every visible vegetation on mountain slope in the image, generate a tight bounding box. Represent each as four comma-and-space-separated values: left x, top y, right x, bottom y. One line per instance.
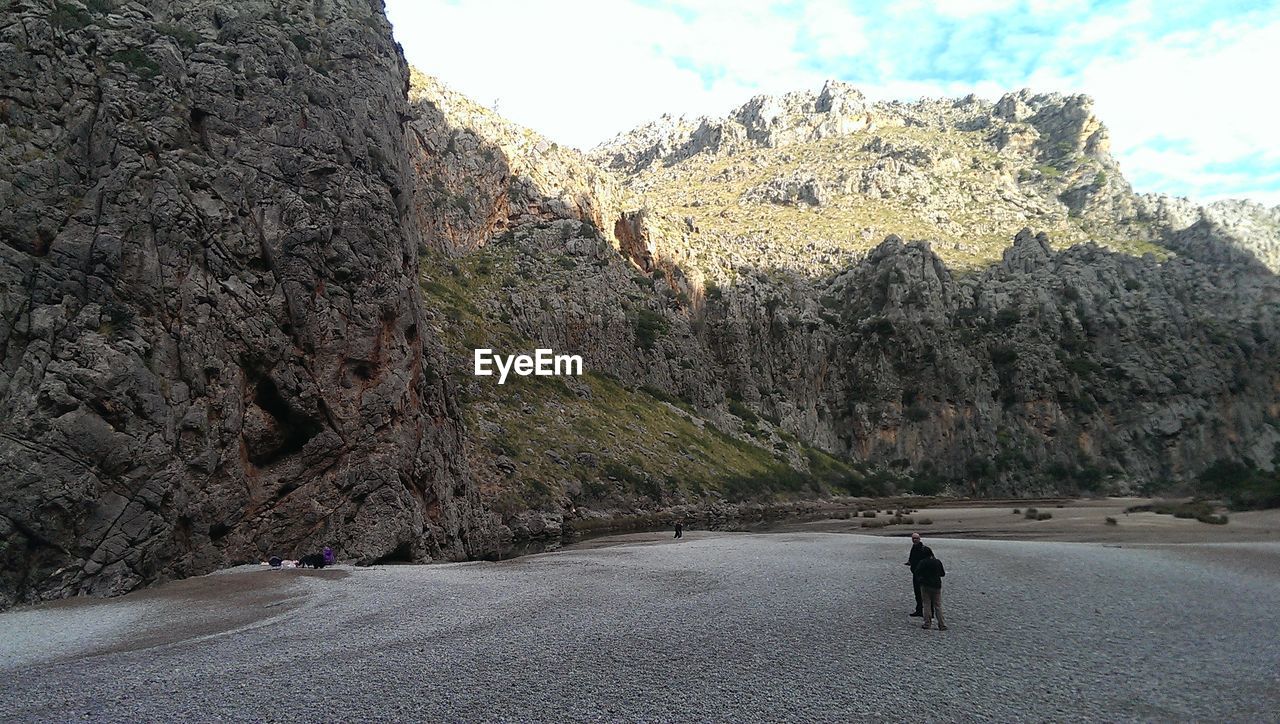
407, 72, 1279, 539
418, 242, 897, 519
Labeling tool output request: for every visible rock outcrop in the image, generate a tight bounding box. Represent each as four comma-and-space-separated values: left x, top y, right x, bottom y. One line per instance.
419, 75, 1279, 525
593, 80, 872, 175
1136, 195, 1280, 273
591, 83, 1278, 275
826, 230, 1279, 491
0, 0, 491, 609
405, 71, 629, 254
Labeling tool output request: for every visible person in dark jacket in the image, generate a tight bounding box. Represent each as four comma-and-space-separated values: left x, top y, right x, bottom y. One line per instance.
674, 521, 684, 539
914, 547, 947, 630
905, 533, 926, 616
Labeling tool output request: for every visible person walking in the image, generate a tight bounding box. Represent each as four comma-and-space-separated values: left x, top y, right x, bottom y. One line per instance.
914, 546, 947, 631
905, 532, 927, 616
674, 521, 684, 539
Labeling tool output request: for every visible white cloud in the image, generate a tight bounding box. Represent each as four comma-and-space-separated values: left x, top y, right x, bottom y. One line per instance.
1028, 13, 1280, 202
385, 0, 834, 150
384, 0, 1279, 205
924, 0, 1020, 18
798, 1, 869, 58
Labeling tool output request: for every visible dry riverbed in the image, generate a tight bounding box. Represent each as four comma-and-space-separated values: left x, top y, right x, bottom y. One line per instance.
771, 496, 1280, 544
1, 500, 1277, 722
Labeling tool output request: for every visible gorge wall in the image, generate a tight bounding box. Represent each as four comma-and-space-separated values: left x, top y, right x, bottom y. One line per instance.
0, 0, 493, 609
411, 72, 1280, 529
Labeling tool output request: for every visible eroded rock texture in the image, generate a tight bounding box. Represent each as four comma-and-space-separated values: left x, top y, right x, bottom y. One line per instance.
0, 0, 489, 608
412, 72, 1280, 524
827, 230, 1280, 492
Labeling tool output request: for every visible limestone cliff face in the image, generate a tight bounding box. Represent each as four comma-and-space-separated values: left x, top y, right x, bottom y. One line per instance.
0, 0, 490, 608
412, 74, 1279, 519
1135, 194, 1280, 273
594, 81, 873, 175
826, 231, 1279, 491
592, 86, 1277, 274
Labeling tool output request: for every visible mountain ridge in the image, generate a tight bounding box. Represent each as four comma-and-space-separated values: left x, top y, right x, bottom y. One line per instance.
589, 80, 1278, 274
406, 71, 1278, 544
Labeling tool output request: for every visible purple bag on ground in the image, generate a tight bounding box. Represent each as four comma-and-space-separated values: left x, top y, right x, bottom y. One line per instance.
323, 546, 335, 565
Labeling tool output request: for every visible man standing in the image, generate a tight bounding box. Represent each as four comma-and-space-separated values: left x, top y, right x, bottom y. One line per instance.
914, 546, 947, 630
674, 521, 684, 539
905, 532, 926, 616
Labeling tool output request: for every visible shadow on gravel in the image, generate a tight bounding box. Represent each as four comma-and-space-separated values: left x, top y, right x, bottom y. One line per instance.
4, 569, 351, 666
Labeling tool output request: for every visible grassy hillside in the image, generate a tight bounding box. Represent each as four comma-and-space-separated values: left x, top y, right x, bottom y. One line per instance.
419, 245, 879, 517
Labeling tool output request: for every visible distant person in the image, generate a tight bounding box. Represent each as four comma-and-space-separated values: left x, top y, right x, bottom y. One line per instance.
914, 546, 947, 631
323, 546, 336, 566
674, 521, 684, 539
905, 532, 926, 617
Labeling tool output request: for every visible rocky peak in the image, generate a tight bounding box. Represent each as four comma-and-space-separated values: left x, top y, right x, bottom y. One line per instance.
1001, 227, 1055, 272
816, 80, 866, 113
731, 82, 870, 148
592, 79, 873, 174
994, 89, 1112, 163
1136, 194, 1280, 272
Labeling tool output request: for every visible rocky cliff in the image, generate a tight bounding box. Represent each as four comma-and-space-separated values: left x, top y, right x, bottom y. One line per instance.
412, 74, 1279, 535
583, 84, 1280, 480
0, 0, 493, 609
826, 230, 1278, 492
592, 86, 1279, 274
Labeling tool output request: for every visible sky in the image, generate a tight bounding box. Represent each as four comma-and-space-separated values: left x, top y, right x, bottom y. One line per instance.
385, 0, 1280, 205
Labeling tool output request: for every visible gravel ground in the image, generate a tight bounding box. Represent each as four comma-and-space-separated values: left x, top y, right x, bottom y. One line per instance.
2, 533, 1277, 722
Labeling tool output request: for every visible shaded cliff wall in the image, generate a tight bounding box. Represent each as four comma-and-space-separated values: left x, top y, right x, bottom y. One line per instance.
0, 0, 490, 608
